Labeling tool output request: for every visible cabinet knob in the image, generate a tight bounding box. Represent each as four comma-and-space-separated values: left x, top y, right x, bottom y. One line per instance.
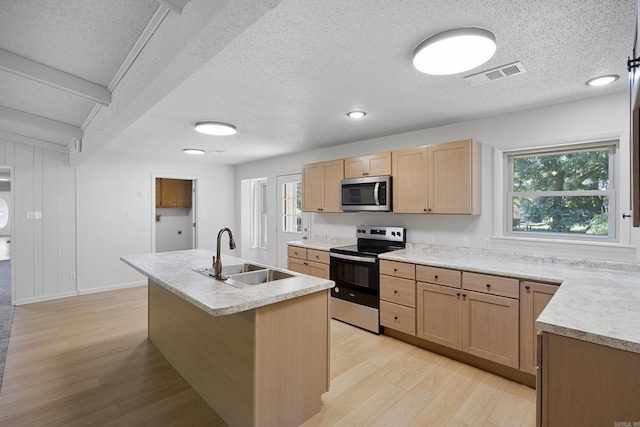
486, 283, 491, 289
393, 290, 398, 294
423, 208, 427, 212
393, 268, 398, 272
462, 293, 467, 298
456, 292, 461, 297
434, 275, 438, 280
525, 285, 531, 291
428, 208, 432, 212
394, 316, 398, 320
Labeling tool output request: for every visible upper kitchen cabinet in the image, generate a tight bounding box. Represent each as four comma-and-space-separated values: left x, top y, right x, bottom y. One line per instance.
302, 159, 344, 212
392, 139, 482, 214
344, 152, 392, 178
156, 178, 192, 208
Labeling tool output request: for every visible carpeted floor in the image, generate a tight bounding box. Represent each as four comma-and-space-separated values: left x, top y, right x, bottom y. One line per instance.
0, 259, 13, 392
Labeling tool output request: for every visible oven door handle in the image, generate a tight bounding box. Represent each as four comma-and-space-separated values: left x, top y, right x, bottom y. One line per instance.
330, 252, 377, 263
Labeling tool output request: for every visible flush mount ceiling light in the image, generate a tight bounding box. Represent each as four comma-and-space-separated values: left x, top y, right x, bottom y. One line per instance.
413, 27, 497, 75
183, 148, 205, 155
347, 111, 366, 119
194, 121, 237, 136
585, 75, 619, 87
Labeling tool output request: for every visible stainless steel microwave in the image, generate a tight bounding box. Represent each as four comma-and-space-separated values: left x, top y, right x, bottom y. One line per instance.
340, 176, 391, 212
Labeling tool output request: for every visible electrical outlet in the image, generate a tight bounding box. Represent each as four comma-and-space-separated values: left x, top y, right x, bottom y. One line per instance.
483, 238, 491, 249
427, 234, 434, 244
462, 236, 470, 247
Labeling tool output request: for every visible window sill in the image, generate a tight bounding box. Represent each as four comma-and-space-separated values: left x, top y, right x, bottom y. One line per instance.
489, 236, 635, 262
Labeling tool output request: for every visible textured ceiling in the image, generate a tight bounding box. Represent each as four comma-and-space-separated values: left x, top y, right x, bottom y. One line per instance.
0, 0, 636, 164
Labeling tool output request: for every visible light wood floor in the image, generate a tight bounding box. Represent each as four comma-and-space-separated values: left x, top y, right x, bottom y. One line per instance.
0, 286, 535, 426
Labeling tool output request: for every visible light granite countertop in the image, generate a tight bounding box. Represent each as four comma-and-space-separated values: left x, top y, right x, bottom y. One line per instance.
379, 244, 640, 355
121, 249, 334, 316
288, 237, 356, 251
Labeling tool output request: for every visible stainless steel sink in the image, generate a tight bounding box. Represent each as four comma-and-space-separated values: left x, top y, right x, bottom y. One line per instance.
225, 269, 295, 287
193, 263, 266, 278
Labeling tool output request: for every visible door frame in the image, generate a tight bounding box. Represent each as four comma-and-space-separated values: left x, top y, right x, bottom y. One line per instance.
151, 173, 199, 252
275, 173, 310, 268
0, 165, 13, 304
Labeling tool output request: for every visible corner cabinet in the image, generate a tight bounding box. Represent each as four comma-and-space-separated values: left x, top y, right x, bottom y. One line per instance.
302, 159, 344, 212
519, 281, 558, 375
392, 139, 482, 214
344, 152, 392, 178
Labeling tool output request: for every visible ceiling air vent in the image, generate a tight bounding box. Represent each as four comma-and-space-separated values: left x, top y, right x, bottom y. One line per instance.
464, 61, 526, 86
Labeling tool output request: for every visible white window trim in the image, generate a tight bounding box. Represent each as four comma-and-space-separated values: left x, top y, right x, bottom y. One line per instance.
504, 141, 617, 242
250, 179, 268, 249
490, 140, 635, 259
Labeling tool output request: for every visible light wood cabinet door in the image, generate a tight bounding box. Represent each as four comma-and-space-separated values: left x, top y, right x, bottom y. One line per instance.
176, 179, 192, 207
157, 178, 192, 208
416, 282, 463, 350
392, 147, 429, 213
462, 290, 519, 369
287, 257, 307, 275
160, 178, 178, 207
307, 261, 330, 279
155, 178, 162, 208
302, 163, 323, 212
321, 159, 344, 212
520, 281, 558, 374
302, 160, 343, 212
344, 152, 391, 178
428, 139, 481, 215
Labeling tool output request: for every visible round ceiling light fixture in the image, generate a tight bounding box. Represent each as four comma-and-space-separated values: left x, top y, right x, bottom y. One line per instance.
183, 148, 205, 155
413, 27, 496, 75
347, 111, 366, 119
585, 75, 619, 87
194, 121, 237, 136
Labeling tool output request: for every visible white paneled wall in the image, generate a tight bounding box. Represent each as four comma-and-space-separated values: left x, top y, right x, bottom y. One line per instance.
0, 142, 77, 304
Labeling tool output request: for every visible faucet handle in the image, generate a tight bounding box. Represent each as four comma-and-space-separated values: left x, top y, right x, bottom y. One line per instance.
212, 255, 216, 267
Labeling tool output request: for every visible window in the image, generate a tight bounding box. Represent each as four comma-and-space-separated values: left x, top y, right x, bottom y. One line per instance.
506, 142, 616, 241
250, 180, 268, 248
281, 180, 302, 233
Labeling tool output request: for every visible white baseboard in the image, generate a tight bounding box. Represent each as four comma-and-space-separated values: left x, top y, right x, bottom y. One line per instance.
13, 281, 147, 305
14, 291, 79, 306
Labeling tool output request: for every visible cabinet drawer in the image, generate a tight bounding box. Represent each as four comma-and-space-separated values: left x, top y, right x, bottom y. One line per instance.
380, 275, 415, 307
307, 249, 329, 264
416, 265, 461, 288
379, 260, 415, 280
307, 261, 330, 279
380, 300, 416, 336
287, 246, 308, 260
463, 272, 519, 299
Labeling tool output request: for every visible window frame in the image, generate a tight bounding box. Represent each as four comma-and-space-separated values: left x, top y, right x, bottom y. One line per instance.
250, 179, 268, 249
281, 180, 302, 234
504, 141, 617, 242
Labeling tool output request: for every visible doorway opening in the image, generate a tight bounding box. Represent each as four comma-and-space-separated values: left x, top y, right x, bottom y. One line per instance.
153, 176, 197, 253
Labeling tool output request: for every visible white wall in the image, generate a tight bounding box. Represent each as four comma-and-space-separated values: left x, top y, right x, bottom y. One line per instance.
155, 207, 193, 252
237, 92, 637, 265
0, 142, 77, 304
77, 150, 236, 294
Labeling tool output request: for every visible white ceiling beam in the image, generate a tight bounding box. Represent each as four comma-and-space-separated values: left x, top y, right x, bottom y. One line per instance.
0, 105, 84, 139
0, 130, 68, 153
0, 48, 111, 106
156, 0, 190, 14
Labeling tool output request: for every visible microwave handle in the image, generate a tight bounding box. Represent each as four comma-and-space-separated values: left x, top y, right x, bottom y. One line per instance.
374, 182, 380, 206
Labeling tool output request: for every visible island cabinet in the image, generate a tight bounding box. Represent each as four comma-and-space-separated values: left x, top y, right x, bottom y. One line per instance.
538, 332, 640, 426
379, 260, 416, 335
519, 281, 558, 375
344, 151, 392, 178
287, 245, 330, 279
156, 178, 192, 208
302, 159, 343, 212
416, 267, 520, 369
392, 139, 482, 214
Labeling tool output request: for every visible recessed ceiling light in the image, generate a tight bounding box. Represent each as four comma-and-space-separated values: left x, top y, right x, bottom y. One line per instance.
585, 75, 619, 87
183, 148, 205, 155
347, 111, 366, 119
194, 121, 237, 136
0, 178, 10, 182
413, 27, 496, 75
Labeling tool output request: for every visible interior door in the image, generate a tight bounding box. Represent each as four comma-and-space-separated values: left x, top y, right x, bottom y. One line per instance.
276, 174, 309, 268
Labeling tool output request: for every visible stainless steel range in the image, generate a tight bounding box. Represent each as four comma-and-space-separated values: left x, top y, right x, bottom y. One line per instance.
329, 225, 406, 333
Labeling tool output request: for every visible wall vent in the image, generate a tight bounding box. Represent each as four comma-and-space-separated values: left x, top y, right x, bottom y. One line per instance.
464, 61, 526, 86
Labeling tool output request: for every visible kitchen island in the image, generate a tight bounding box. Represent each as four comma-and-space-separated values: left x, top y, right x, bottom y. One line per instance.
121, 249, 334, 427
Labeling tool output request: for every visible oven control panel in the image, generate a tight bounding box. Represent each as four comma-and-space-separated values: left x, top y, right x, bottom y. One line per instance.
356, 225, 405, 242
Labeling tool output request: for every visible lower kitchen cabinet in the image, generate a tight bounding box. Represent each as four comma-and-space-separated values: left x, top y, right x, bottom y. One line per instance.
538, 332, 640, 426
416, 274, 520, 369
520, 281, 558, 375
287, 246, 330, 279
380, 272, 416, 335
